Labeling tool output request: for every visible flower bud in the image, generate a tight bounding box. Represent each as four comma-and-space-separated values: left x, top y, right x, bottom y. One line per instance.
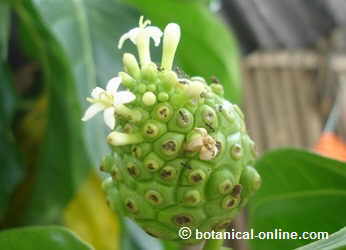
141, 63, 158, 81
161, 23, 181, 70
142, 91, 157, 106
123, 53, 140, 79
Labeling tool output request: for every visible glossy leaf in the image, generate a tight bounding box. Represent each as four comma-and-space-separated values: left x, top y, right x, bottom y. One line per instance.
0, 226, 93, 250
13, 0, 138, 224
249, 149, 346, 250
296, 227, 346, 250
0, 2, 10, 60
0, 2, 24, 223
124, 0, 242, 104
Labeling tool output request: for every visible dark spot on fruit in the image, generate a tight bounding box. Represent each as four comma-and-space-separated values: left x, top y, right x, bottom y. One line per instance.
174, 215, 193, 226
231, 144, 243, 160
192, 174, 202, 182
160, 166, 176, 181
146, 126, 154, 135
227, 199, 235, 207
132, 146, 141, 158
226, 199, 235, 208
145, 190, 163, 205
219, 180, 233, 194
162, 141, 176, 151
161, 170, 171, 177
179, 110, 189, 123
231, 184, 242, 198
188, 170, 206, 184
150, 194, 158, 202
125, 199, 138, 213
127, 164, 139, 177
183, 190, 201, 206
222, 195, 238, 209
159, 108, 168, 118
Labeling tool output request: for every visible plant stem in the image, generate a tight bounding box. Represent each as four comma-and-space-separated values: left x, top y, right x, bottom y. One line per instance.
202, 231, 225, 250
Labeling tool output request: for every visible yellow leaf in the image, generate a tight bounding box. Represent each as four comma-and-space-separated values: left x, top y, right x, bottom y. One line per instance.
64, 172, 119, 250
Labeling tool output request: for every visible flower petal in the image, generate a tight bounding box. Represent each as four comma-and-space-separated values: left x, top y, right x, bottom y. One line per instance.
81, 103, 105, 121
103, 107, 116, 129
128, 28, 140, 44
91, 87, 105, 99
106, 77, 121, 93
146, 26, 163, 46
118, 28, 139, 49
114, 91, 136, 105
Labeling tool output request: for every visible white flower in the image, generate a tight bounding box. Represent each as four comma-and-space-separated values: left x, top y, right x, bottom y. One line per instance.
118, 16, 162, 67
81, 77, 136, 129
161, 23, 181, 70
118, 16, 162, 49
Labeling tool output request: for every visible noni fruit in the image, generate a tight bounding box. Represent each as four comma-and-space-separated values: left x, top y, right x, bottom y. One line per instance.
82, 17, 261, 243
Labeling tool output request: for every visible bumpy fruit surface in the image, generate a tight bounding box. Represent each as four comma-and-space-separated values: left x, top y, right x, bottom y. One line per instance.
85, 18, 261, 243
101, 73, 261, 242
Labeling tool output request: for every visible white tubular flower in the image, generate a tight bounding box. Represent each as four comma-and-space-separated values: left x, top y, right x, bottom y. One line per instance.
82, 77, 136, 129
161, 23, 181, 71
118, 16, 162, 67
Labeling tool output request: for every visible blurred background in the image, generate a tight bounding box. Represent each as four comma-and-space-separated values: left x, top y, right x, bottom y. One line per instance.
1, 0, 346, 250
223, 0, 346, 156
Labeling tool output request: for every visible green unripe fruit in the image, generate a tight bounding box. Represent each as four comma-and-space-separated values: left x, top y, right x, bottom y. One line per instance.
102, 66, 261, 242
97, 23, 261, 244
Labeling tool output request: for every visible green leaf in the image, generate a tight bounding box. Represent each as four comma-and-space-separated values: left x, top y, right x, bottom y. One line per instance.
124, 0, 242, 104
0, 2, 10, 60
0, 226, 93, 250
248, 149, 346, 250
296, 227, 346, 250
13, 0, 140, 224
0, 63, 24, 222
0, 2, 24, 223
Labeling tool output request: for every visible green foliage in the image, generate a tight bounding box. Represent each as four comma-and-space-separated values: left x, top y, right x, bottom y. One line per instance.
124, 0, 242, 104
249, 149, 346, 250
0, 3, 24, 223
296, 227, 346, 250
0, 226, 94, 250
13, 0, 138, 224
0, 2, 10, 60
